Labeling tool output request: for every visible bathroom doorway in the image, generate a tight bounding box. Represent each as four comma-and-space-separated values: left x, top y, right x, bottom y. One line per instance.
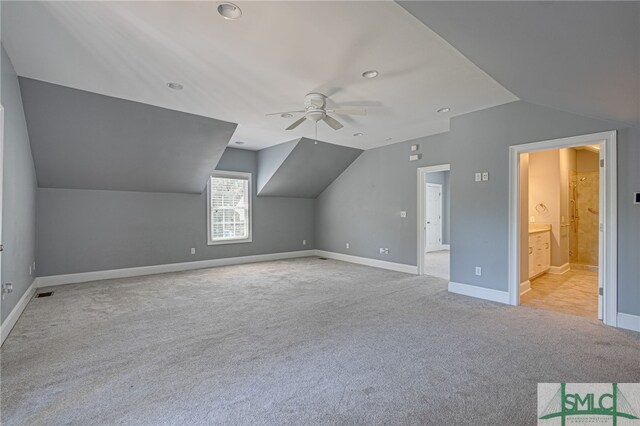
519, 146, 600, 319
508, 131, 617, 326
417, 164, 450, 280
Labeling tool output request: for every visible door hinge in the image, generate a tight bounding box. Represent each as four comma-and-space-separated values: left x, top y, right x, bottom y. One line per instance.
599, 288, 603, 296
600, 159, 604, 168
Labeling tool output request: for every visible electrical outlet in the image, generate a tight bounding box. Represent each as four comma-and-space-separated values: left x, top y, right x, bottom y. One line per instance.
482, 172, 489, 181
400, 211, 407, 218
190, 247, 196, 255
475, 172, 482, 182
346, 243, 350, 249
475, 267, 482, 276
302, 239, 306, 245
380, 248, 389, 255
410, 144, 419, 152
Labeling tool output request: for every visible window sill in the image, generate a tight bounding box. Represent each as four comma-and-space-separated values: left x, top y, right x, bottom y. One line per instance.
207, 238, 253, 246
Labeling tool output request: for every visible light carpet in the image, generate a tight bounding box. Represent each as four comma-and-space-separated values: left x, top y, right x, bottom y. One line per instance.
1, 257, 639, 425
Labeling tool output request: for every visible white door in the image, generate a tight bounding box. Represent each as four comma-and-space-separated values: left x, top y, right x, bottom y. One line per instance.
425, 183, 443, 253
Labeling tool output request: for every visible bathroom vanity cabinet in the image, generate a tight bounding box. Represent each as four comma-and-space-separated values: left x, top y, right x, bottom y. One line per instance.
528, 226, 551, 279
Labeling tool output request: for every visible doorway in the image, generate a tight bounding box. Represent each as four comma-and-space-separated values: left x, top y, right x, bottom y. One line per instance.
519, 146, 600, 319
508, 131, 617, 326
417, 164, 450, 280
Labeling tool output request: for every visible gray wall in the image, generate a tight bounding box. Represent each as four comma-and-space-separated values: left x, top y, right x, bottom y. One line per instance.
1, 46, 37, 323
316, 100, 640, 316
425, 171, 450, 245
36, 148, 315, 276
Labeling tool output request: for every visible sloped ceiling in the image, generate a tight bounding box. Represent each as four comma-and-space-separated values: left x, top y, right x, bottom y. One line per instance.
398, 1, 640, 127
257, 138, 362, 198
20, 78, 236, 193
2, 1, 516, 150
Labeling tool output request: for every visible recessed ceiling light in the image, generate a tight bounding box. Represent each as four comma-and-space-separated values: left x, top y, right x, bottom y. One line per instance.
437, 107, 451, 113
385, 137, 393, 141
280, 113, 293, 118
362, 70, 379, 79
166, 82, 183, 90
353, 132, 364, 137
235, 141, 245, 145
217, 2, 242, 20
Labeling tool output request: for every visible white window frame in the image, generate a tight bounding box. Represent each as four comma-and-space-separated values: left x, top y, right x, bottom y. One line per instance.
207, 171, 252, 245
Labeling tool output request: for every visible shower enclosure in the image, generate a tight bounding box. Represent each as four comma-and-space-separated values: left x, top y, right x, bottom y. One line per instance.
569, 171, 599, 270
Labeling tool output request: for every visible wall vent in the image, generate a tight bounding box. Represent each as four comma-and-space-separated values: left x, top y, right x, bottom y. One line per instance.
36, 292, 53, 298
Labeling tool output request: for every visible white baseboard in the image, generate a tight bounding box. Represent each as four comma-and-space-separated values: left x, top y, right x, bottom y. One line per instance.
616, 313, 640, 333
571, 263, 599, 273
36, 250, 317, 288
1, 278, 37, 346
315, 250, 417, 274
448, 281, 510, 305
548, 263, 570, 275
520, 280, 531, 295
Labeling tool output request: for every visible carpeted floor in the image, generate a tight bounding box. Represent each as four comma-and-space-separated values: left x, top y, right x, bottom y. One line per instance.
1, 257, 639, 425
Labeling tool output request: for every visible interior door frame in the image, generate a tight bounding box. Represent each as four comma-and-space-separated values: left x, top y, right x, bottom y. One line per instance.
417, 164, 450, 275
508, 130, 617, 326
0, 105, 4, 301
425, 183, 443, 253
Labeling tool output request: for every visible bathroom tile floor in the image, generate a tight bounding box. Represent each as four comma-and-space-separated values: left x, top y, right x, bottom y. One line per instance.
521, 269, 598, 319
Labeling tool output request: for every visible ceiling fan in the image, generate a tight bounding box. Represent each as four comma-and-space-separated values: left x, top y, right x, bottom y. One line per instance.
266, 93, 366, 131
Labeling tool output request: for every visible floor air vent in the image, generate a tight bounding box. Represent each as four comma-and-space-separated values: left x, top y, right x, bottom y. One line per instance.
319, 257, 328, 260
36, 292, 53, 298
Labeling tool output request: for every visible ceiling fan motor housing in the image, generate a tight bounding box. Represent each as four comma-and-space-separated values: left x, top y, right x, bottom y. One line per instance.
304, 93, 327, 109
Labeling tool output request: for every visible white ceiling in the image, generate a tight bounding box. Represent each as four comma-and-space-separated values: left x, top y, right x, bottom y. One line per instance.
2, 1, 517, 150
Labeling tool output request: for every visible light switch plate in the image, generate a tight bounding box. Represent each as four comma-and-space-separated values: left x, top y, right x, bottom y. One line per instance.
409, 154, 421, 161
190, 247, 196, 254
482, 172, 489, 181
475, 173, 482, 182
410, 144, 419, 152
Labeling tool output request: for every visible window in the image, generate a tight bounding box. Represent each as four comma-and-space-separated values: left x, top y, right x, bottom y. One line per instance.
207, 171, 252, 245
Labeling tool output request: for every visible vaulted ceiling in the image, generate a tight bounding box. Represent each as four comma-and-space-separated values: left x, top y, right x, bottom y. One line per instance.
2, 1, 516, 151
398, 1, 640, 128
3, 1, 637, 196
20, 78, 236, 193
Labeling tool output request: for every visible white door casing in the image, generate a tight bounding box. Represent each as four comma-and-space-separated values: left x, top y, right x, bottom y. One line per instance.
508, 130, 616, 327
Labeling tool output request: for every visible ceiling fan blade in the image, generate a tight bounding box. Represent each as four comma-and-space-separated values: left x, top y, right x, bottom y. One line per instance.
265, 110, 305, 117
328, 108, 367, 116
323, 115, 344, 130
286, 116, 307, 130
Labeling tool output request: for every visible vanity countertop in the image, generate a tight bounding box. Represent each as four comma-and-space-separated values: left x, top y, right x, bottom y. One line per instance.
529, 224, 551, 234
